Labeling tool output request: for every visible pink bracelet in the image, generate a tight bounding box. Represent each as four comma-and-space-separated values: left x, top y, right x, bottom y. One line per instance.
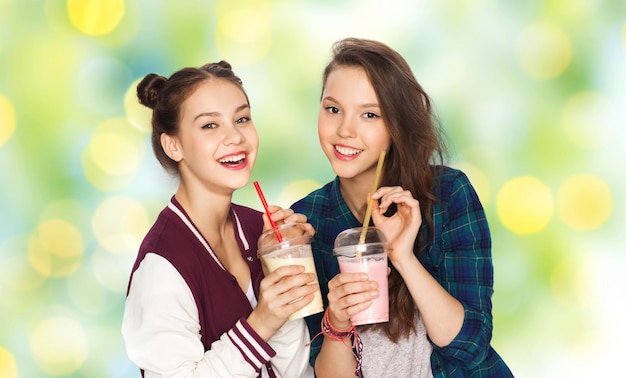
320, 309, 363, 377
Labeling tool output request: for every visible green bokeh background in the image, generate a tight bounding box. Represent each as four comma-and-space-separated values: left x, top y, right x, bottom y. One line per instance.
1, 0, 625, 377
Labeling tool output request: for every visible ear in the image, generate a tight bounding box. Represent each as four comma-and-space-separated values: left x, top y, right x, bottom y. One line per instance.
161, 133, 183, 162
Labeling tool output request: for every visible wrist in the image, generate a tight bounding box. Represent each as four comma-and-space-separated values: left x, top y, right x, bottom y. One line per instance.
322, 309, 353, 339
247, 311, 274, 341
390, 252, 420, 274
327, 310, 352, 332
320, 308, 363, 375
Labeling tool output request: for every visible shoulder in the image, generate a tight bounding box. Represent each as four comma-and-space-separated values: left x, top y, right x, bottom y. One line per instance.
431, 165, 488, 227
138, 205, 179, 253
434, 165, 480, 202
139, 202, 217, 265
132, 253, 188, 289
435, 165, 471, 191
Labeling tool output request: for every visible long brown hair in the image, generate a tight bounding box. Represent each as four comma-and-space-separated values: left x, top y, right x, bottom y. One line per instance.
136, 61, 248, 175
322, 38, 447, 342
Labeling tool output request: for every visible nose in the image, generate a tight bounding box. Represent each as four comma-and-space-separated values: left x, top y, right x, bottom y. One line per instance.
223, 124, 244, 145
336, 117, 356, 138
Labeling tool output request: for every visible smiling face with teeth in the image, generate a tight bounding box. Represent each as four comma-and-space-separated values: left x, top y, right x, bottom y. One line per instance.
318, 65, 391, 185
161, 78, 258, 194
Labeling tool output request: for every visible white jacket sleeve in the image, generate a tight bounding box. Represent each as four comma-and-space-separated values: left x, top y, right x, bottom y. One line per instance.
267, 318, 315, 378
121, 253, 274, 377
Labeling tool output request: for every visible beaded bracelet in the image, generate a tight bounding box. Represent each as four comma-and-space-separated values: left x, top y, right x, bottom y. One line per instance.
320, 309, 363, 377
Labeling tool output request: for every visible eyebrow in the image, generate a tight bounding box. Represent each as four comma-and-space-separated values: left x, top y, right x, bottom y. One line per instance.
322, 96, 379, 109
193, 103, 250, 122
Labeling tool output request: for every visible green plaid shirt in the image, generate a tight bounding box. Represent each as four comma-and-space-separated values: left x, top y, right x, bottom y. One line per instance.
291, 166, 512, 377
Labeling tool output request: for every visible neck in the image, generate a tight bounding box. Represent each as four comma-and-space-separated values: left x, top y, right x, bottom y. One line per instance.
338, 176, 372, 224
174, 182, 233, 239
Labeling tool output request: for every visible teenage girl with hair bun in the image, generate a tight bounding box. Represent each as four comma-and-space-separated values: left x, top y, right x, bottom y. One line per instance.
123, 61, 315, 378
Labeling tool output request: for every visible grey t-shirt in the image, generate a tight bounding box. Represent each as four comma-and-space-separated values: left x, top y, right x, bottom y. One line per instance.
358, 313, 433, 378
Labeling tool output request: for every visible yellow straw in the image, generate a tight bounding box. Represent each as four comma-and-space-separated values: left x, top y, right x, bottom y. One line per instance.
358, 150, 386, 246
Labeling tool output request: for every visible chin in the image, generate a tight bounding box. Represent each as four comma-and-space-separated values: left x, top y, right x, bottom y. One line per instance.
234, 177, 252, 189
330, 164, 360, 180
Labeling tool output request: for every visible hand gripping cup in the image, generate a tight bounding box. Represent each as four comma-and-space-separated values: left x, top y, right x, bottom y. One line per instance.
257, 222, 324, 320
333, 227, 389, 326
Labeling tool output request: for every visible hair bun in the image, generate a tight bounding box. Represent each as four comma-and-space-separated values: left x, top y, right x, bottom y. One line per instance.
137, 73, 167, 109
217, 60, 232, 70
202, 60, 232, 71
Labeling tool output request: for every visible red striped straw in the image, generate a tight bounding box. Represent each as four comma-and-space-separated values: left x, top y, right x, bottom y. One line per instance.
253, 181, 283, 243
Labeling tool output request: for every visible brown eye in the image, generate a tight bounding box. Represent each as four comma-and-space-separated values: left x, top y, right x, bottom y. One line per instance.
236, 116, 250, 124
364, 112, 379, 119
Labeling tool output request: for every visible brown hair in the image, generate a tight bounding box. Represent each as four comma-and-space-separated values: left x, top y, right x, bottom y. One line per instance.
137, 61, 248, 175
322, 38, 447, 342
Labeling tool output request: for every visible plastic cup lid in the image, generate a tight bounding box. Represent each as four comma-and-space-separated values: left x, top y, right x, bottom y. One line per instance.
333, 227, 387, 256
257, 222, 311, 256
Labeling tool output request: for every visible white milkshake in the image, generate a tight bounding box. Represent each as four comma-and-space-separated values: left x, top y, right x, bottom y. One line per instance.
260, 245, 324, 320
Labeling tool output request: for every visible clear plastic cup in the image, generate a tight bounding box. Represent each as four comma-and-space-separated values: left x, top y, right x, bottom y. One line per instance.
333, 227, 389, 326
257, 223, 324, 320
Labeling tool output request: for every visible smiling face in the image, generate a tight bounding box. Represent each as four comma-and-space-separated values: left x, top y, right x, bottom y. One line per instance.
318, 65, 391, 184
162, 78, 258, 195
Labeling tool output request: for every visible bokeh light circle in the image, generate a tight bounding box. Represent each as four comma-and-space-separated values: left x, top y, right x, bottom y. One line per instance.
27, 219, 84, 278
92, 196, 150, 254
67, 0, 125, 36
496, 176, 553, 234
561, 92, 616, 149
90, 133, 137, 175
516, 22, 572, 79
30, 317, 87, 375
0, 95, 16, 146
557, 174, 612, 231
0, 346, 18, 378
81, 117, 146, 191
215, 2, 271, 66
39, 199, 92, 236
124, 78, 152, 133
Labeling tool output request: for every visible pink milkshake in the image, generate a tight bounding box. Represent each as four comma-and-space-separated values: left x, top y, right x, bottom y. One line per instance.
334, 227, 389, 326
